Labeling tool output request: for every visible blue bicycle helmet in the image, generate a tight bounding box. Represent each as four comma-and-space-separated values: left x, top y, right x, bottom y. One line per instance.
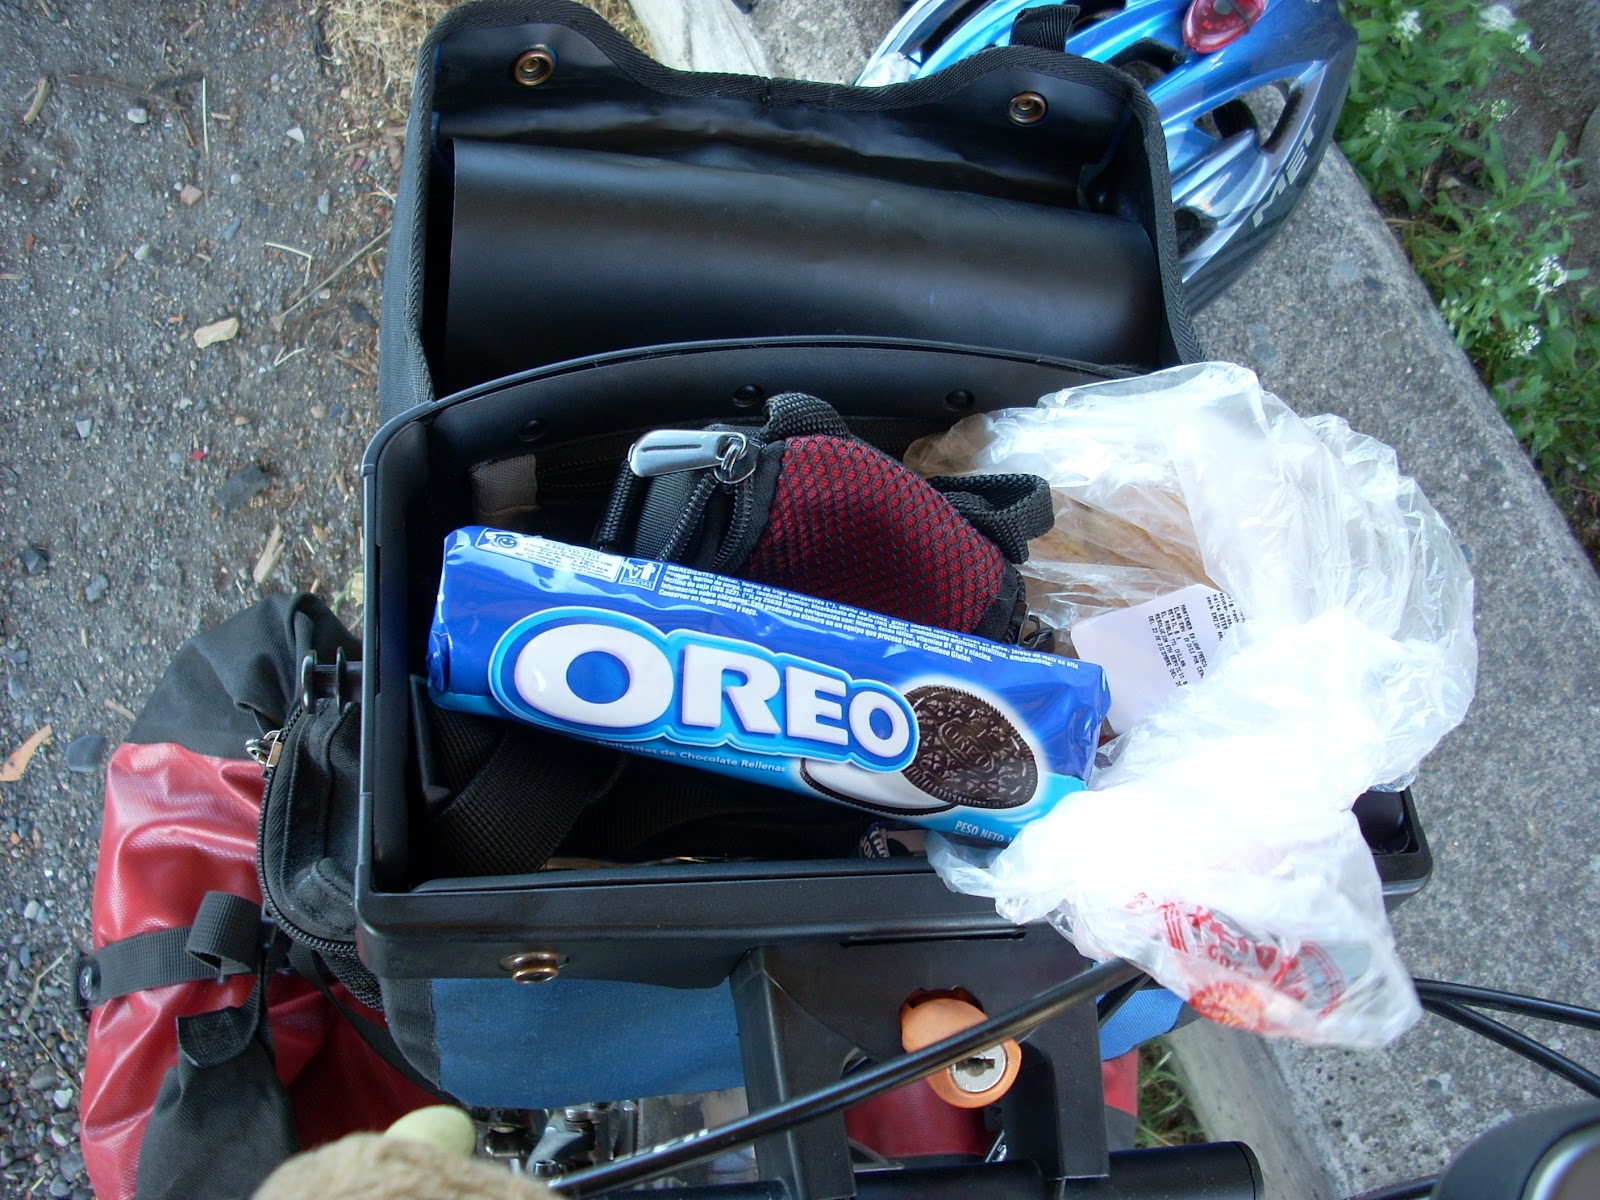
859, 0, 1357, 309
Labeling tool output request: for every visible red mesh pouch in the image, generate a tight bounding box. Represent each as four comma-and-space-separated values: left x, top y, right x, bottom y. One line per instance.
599, 392, 1053, 642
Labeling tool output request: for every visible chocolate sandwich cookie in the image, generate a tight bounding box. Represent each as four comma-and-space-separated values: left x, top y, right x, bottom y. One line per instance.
798, 758, 954, 816
900, 685, 1039, 810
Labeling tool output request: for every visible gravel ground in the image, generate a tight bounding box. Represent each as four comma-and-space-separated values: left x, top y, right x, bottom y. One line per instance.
1, 2, 389, 1194
2, 1, 1597, 1197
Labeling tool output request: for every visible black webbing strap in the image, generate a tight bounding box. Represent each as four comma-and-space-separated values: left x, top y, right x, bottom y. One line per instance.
924, 473, 1055, 563
77, 891, 266, 1015
1011, 4, 1081, 50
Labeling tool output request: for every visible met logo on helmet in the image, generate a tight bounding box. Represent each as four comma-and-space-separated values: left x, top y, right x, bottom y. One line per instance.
487, 607, 918, 771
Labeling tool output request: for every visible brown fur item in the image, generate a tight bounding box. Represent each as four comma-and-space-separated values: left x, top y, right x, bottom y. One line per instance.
252, 1133, 554, 1200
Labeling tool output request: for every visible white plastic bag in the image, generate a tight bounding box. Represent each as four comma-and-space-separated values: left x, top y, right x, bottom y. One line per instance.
905, 362, 1477, 1047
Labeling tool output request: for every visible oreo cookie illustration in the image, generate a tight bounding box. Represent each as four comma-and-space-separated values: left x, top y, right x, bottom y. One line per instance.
800, 686, 1040, 815
899, 685, 1039, 810
799, 758, 954, 816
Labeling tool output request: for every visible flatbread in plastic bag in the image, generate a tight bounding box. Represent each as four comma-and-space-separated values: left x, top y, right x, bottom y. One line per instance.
905, 362, 1477, 1047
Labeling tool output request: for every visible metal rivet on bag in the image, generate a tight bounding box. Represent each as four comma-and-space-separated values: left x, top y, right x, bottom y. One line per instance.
513, 46, 556, 87
944, 389, 976, 412
732, 384, 765, 409
502, 950, 565, 983
1007, 92, 1047, 125
517, 417, 546, 443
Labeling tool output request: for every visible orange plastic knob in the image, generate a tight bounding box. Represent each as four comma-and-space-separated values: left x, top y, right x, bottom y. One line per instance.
900, 995, 1022, 1109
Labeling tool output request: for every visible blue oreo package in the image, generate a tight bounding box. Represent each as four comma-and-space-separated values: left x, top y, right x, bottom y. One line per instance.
428, 528, 1110, 843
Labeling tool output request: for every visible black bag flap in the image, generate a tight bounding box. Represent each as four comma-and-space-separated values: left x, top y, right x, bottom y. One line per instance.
442, 139, 1164, 395
378, 0, 1199, 417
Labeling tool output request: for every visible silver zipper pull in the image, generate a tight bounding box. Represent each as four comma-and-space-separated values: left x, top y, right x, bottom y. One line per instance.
627, 430, 757, 484
246, 729, 284, 769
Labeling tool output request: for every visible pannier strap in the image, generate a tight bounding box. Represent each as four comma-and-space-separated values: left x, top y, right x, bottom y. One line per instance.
76, 891, 265, 1014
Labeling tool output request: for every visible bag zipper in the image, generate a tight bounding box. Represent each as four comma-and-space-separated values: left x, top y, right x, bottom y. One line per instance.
627, 429, 762, 571
627, 429, 758, 483
249, 703, 360, 961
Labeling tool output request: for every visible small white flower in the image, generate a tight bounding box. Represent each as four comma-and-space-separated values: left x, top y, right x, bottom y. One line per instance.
1440, 298, 1469, 335
1480, 4, 1517, 33
1516, 30, 1534, 53
1393, 9, 1422, 40
1506, 326, 1543, 356
1487, 98, 1513, 122
1363, 107, 1402, 140
1530, 254, 1569, 299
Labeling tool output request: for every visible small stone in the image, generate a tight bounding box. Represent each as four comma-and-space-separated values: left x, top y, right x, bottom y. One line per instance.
347, 301, 377, 328
27, 1065, 55, 1090
310, 404, 327, 420
84, 574, 109, 604
74, 418, 92, 440
124, 106, 148, 125
178, 184, 203, 207
220, 217, 242, 242
7, 648, 27, 667
21, 546, 48, 574
48, 1126, 67, 1148
6, 676, 27, 703
18, 945, 29, 968
132, 242, 150, 263
1581, 104, 1600, 186
50, 1090, 71, 1111
64, 734, 107, 774
22, 900, 40, 921
217, 464, 272, 512
285, 125, 305, 145
316, 191, 329, 216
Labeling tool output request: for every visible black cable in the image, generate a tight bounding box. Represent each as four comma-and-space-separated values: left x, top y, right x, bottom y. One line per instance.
553, 957, 1142, 1197
1344, 1174, 1439, 1200
1096, 972, 1149, 1027
1414, 978, 1600, 1033
1421, 997, 1600, 1099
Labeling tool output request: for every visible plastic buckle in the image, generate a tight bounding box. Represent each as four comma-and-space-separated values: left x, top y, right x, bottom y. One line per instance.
1013, 603, 1057, 654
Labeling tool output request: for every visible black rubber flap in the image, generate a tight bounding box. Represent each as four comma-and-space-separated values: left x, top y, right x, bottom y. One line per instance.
443, 140, 1162, 395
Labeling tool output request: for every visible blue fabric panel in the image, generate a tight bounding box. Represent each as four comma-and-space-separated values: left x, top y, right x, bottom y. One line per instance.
432, 976, 745, 1108
1099, 988, 1185, 1059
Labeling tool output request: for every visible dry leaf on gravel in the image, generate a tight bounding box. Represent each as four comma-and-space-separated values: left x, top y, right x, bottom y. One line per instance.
22, 78, 49, 125
194, 316, 240, 348
253, 522, 285, 585
0, 725, 54, 783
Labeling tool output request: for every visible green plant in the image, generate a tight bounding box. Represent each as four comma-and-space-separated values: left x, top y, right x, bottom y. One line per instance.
1137, 1042, 1206, 1149
1338, 0, 1600, 496
1339, 0, 1537, 209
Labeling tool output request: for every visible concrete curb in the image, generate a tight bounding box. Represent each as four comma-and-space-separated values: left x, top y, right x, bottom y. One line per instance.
668, 2, 1600, 1195
632, 0, 771, 74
